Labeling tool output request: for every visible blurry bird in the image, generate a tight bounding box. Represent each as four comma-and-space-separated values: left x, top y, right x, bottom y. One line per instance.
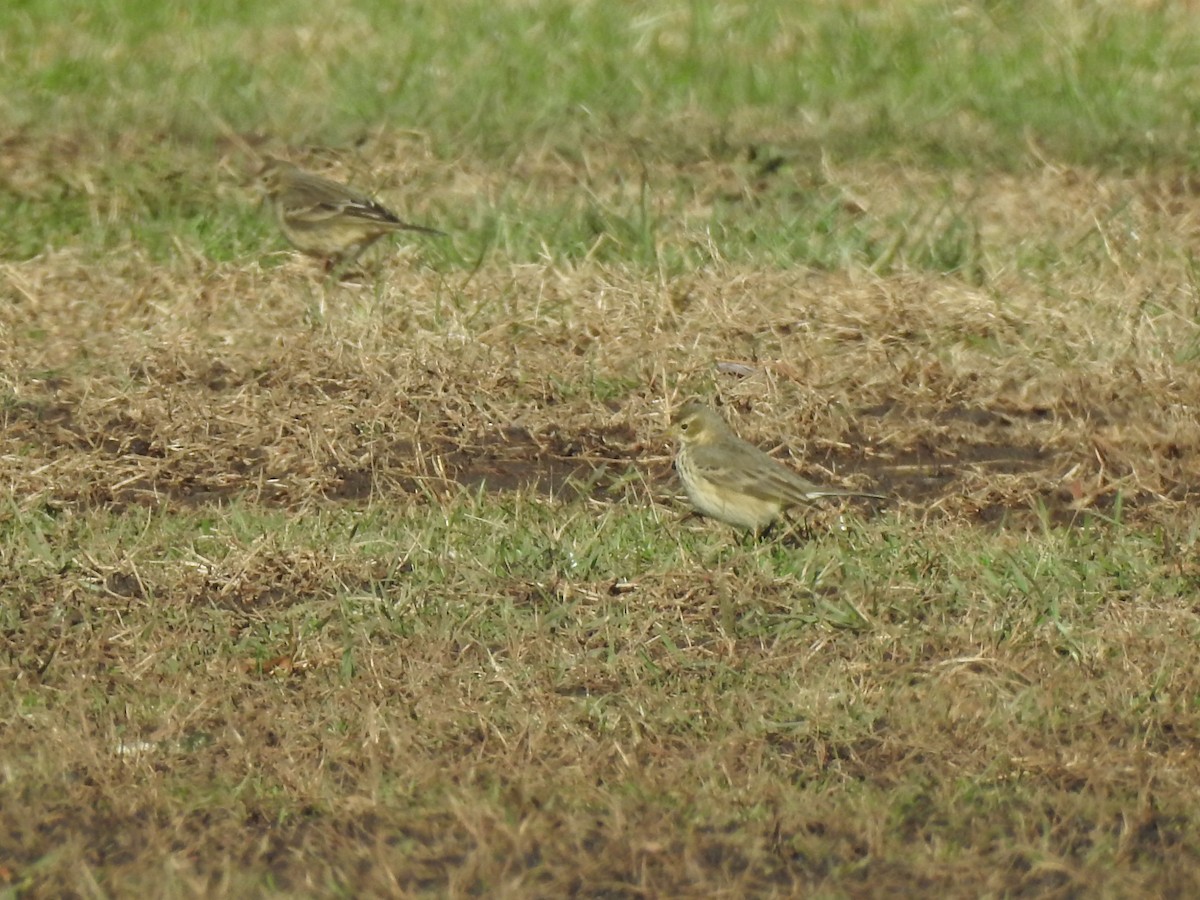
257, 155, 443, 269
671, 401, 884, 531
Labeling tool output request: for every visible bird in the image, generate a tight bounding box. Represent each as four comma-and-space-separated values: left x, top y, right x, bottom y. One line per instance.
671, 401, 885, 531
256, 155, 444, 269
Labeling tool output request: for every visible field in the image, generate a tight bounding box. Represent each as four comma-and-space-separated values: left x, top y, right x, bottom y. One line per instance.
6, 1, 1200, 896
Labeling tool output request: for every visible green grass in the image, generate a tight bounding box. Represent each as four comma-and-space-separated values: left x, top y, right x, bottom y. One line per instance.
6, 1, 1200, 269
8, 0, 1200, 167
6, 492, 1197, 667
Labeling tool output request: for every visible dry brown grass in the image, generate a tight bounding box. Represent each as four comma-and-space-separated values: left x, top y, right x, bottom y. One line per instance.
5, 203, 1199, 525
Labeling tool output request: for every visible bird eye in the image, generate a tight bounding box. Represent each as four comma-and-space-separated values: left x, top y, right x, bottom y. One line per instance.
679, 421, 690, 431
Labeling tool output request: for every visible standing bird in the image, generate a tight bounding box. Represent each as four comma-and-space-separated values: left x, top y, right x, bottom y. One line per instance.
256, 156, 444, 270
671, 401, 885, 531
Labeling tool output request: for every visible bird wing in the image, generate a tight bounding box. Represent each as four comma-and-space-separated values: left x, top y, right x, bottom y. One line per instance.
284, 180, 397, 225
286, 176, 444, 234
690, 441, 871, 506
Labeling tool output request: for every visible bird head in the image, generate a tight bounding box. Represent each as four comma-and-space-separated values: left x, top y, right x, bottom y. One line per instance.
671, 402, 730, 447
252, 155, 296, 197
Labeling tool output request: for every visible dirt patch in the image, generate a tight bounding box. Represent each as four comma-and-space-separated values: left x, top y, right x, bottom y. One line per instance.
330, 423, 645, 502
3, 380, 1193, 529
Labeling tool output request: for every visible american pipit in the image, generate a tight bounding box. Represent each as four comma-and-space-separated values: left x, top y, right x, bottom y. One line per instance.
257, 156, 444, 269
671, 401, 884, 531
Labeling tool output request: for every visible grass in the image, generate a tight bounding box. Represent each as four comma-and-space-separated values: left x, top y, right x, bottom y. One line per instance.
8, 0, 1200, 268
5, 0, 1200, 896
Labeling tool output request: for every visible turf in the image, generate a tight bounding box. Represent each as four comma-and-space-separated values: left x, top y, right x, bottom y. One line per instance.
5, 1, 1200, 897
